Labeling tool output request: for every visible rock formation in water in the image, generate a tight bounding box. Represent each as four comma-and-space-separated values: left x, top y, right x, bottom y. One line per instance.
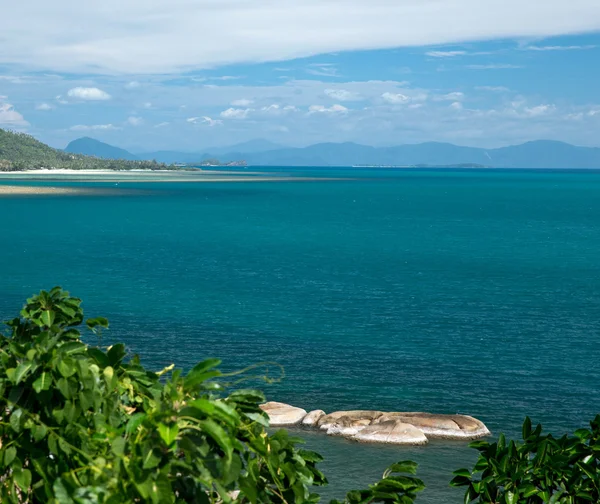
259, 403, 490, 445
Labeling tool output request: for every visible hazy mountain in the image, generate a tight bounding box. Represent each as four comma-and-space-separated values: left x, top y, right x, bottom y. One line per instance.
65, 137, 139, 161
67, 136, 600, 168
239, 140, 600, 168
138, 139, 285, 163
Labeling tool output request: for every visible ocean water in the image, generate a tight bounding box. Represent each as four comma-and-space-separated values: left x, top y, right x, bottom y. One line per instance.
1, 169, 600, 502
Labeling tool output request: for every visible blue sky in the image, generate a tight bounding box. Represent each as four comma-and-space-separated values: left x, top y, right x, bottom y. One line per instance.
1, 0, 600, 152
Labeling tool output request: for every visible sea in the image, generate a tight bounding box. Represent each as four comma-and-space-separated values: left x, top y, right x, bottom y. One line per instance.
1, 168, 600, 502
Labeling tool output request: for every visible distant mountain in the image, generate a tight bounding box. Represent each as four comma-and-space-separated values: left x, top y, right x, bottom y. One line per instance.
0, 129, 169, 171
66, 136, 600, 169
138, 139, 285, 164
65, 137, 139, 161
237, 140, 600, 168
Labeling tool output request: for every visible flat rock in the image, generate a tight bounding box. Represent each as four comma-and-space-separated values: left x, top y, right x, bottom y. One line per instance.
260, 402, 307, 426
351, 420, 429, 445
380, 413, 490, 440
302, 410, 326, 427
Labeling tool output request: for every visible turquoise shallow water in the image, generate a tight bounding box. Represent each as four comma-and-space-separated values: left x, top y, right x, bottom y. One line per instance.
1, 169, 600, 502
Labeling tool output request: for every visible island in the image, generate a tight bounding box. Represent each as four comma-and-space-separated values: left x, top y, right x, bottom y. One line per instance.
0, 129, 176, 172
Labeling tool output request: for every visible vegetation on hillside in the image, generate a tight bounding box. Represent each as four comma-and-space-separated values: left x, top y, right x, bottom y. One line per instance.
0, 288, 598, 502
0, 129, 175, 171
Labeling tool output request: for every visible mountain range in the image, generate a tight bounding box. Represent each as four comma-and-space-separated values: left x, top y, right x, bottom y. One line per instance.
64, 137, 600, 169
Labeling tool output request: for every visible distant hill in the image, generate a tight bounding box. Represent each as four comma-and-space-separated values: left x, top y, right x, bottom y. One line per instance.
235, 140, 600, 168
0, 128, 171, 171
60, 135, 600, 169
65, 137, 139, 160
137, 139, 285, 164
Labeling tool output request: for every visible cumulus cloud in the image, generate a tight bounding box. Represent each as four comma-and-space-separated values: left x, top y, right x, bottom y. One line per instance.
450, 101, 463, 110
125, 81, 141, 89
381, 92, 410, 104
0, 99, 28, 126
523, 104, 556, 117
426, 50, 467, 58
154, 121, 170, 128
67, 87, 111, 100
231, 98, 253, 106
187, 116, 223, 126
324, 89, 362, 101
35, 103, 54, 110
127, 116, 143, 126
4, 0, 600, 73
308, 104, 348, 114
70, 124, 120, 131
220, 107, 252, 119
435, 92, 465, 101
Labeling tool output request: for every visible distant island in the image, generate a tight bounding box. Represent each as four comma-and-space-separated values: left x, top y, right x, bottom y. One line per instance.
0, 129, 175, 172
67, 136, 600, 169
199, 158, 248, 167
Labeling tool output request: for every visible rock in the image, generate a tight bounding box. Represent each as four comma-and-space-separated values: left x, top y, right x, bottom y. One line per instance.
259, 402, 307, 426
351, 420, 429, 445
379, 413, 490, 440
302, 410, 326, 427
318, 411, 383, 431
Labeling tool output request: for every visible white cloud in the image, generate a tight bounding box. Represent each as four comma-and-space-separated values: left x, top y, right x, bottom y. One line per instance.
524, 104, 556, 117
4, 1, 600, 73
125, 81, 141, 89
220, 107, 252, 119
306, 64, 339, 77
450, 101, 463, 110
525, 44, 597, 51
467, 64, 523, 70
231, 98, 253, 106
35, 103, 54, 110
187, 116, 223, 126
154, 121, 170, 127
476, 86, 510, 92
381, 92, 410, 104
308, 104, 348, 114
324, 89, 362, 101
55, 94, 68, 105
70, 124, 120, 131
435, 92, 465, 101
143, 102, 152, 108
0, 99, 28, 126
426, 50, 467, 58
127, 116, 143, 126
67, 87, 111, 100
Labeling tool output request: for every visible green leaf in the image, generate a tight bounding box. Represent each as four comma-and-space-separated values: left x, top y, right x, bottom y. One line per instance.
10, 409, 23, 433
58, 358, 77, 378
13, 362, 33, 384
33, 372, 52, 393
158, 423, 179, 447
14, 468, 32, 492
142, 447, 161, 470
41, 310, 55, 327
87, 317, 109, 330
4, 446, 17, 466
111, 437, 126, 457
53, 478, 75, 504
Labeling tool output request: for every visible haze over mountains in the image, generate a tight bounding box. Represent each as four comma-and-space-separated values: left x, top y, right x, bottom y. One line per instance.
64, 137, 600, 169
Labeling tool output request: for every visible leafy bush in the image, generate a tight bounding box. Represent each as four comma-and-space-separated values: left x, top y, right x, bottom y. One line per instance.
0, 288, 424, 503
451, 416, 600, 503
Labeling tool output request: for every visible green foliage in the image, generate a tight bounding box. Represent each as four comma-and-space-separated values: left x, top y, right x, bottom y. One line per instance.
0, 287, 422, 503
0, 128, 175, 171
451, 416, 600, 503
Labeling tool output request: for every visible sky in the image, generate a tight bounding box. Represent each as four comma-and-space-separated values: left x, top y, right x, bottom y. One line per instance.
1, 0, 600, 152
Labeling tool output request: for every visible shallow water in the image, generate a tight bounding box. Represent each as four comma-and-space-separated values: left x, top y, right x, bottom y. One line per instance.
1, 169, 599, 502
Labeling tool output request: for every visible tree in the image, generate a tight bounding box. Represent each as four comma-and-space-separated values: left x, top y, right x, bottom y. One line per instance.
0, 288, 424, 503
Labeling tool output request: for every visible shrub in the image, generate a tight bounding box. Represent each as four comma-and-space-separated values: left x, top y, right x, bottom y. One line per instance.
0, 288, 424, 503
451, 416, 600, 503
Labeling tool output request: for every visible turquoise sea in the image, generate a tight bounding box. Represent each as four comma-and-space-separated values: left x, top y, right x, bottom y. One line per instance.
1, 168, 600, 502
